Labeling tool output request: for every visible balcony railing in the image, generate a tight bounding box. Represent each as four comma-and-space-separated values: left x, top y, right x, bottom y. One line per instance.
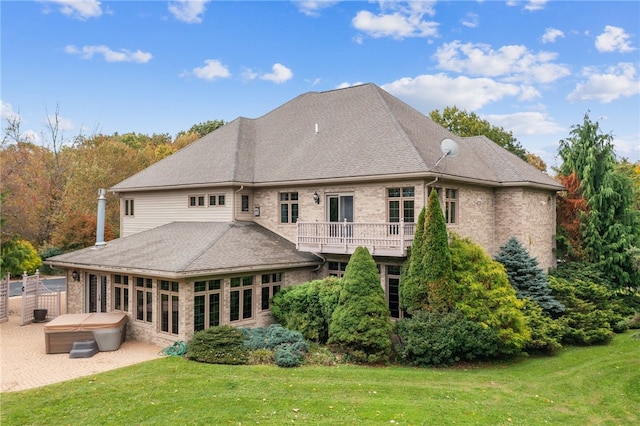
296, 220, 415, 257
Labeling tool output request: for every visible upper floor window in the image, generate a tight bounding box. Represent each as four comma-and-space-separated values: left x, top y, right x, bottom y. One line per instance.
189, 195, 205, 207
428, 187, 458, 224
241, 195, 250, 212
445, 189, 457, 224
388, 187, 415, 223
124, 199, 135, 216
279, 192, 299, 223
209, 194, 226, 207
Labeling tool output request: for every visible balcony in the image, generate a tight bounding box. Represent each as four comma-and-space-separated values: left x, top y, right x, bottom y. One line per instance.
296, 220, 415, 257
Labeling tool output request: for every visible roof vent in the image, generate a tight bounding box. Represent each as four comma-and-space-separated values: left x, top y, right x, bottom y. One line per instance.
315, 123, 319, 134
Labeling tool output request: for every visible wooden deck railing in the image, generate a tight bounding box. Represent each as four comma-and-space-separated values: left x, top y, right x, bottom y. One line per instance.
296, 220, 415, 256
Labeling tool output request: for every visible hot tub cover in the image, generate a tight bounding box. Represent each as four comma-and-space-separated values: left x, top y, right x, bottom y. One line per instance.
44, 312, 128, 333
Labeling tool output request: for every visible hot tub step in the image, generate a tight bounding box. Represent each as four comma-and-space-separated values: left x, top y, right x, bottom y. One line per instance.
69, 340, 99, 358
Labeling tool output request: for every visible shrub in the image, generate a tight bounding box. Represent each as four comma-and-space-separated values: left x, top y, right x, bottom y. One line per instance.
241, 324, 309, 368
248, 349, 274, 365
328, 246, 393, 364
185, 326, 249, 365
627, 312, 640, 329
449, 234, 530, 357
304, 344, 340, 366
521, 299, 563, 355
549, 277, 620, 345
394, 311, 501, 367
270, 276, 342, 343
38, 245, 63, 275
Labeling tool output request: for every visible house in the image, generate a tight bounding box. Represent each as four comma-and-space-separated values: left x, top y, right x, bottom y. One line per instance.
47, 83, 563, 348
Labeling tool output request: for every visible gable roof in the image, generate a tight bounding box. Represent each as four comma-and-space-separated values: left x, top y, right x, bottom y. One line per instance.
111, 83, 562, 192
46, 222, 322, 279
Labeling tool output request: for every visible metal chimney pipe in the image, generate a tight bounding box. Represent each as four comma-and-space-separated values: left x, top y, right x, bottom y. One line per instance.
96, 189, 106, 247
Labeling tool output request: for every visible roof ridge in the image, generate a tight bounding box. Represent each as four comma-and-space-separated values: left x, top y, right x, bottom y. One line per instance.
372, 86, 430, 171
179, 222, 232, 271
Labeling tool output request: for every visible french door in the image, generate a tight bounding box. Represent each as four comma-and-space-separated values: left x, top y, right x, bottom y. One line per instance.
327, 194, 354, 238
87, 274, 107, 313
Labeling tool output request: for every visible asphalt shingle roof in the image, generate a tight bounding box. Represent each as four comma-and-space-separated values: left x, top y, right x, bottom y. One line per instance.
47, 222, 321, 278
111, 83, 563, 192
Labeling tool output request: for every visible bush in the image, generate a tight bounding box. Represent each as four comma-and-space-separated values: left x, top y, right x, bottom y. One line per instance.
449, 234, 530, 357
270, 276, 342, 343
38, 246, 63, 275
521, 299, 563, 355
248, 349, 274, 365
185, 326, 249, 365
549, 277, 620, 345
241, 324, 309, 368
394, 311, 501, 367
328, 247, 393, 364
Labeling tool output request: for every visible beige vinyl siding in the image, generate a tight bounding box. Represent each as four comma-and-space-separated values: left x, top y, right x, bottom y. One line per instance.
121, 189, 234, 237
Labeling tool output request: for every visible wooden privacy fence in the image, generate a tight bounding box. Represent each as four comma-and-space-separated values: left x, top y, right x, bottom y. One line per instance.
21, 270, 62, 326
0, 273, 9, 323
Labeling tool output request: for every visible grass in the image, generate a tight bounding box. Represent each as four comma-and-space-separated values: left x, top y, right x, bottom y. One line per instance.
1, 332, 638, 425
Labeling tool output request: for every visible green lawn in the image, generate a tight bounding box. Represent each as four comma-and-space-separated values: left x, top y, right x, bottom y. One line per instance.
2, 332, 638, 425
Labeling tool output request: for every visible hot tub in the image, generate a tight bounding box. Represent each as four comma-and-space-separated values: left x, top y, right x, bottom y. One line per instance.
44, 313, 128, 354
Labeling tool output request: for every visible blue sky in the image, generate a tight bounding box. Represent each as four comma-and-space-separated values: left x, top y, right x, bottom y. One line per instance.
2, 1, 639, 169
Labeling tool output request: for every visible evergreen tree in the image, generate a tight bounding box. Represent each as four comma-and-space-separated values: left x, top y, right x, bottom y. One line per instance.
328, 246, 393, 363
401, 189, 454, 313
558, 112, 640, 291
495, 237, 565, 317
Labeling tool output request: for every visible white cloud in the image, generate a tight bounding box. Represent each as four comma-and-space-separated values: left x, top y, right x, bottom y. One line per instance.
525, 0, 548, 12
1, 100, 20, 122
541, 28, 564, 44
260, 63, 293, 84
45, 113, 75, 132
188, 59, 231, 80
65, 45, 152, 63
460, 12, 478, 29
295, 1, 339, 17
352, 1, 438, 40
336, 82, 366, 89
168, 0, 210, 24
595, 25, 635, 53
43, 0, 103, 20
612, 133, 640, 161
434, 41, 570, 84
567, 62, 639, 103
482, 111, 564, 136
382, 74, 521, 111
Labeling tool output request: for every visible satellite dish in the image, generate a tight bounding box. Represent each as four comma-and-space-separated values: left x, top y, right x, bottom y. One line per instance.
434, 138, 459, 167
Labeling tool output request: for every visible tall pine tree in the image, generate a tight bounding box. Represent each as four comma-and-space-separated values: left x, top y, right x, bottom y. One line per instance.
495, 237, 565, 317
558, 112, 640, 291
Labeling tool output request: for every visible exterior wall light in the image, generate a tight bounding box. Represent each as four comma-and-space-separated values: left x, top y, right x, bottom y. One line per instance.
313, 191, 320, 204
71, 270, 80, 282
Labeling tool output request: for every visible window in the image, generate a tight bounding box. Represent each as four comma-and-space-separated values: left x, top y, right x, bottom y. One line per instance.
445, 189, 457, 224
388, 187, 415, 234
279, 192, 299, 223
261, 273, 282, 310
113, 274, 129, 312
189, 195, 205, 207
428, 187, 458, 224
386, 265, 406, 319
209, 194, 226, 207
135, 277, 153, 323
230, 276, 253, 321
159, 280, 179, 335
194, 280, 221, 331
328, 261, 348, 277
241, 194, 250, 212
124, 199, 134, 216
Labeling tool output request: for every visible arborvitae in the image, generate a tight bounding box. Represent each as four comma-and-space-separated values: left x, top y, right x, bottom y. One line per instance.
495, 237, 565, 317
328, 246, 393, 363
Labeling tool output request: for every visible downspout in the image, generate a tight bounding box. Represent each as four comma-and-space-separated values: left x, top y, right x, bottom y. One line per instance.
233, 185, 244, 221
425, 177, 439, 207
